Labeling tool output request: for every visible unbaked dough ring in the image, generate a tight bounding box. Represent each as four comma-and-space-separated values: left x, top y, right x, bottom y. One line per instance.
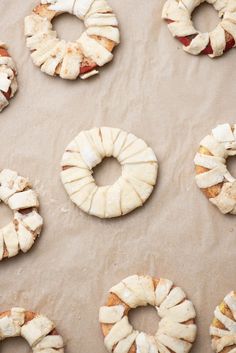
194, 123, 236, 215
210, 291, 236, 353
0, 308, 64, 352
162, 0, 236, 58
60, 127, 158, 218
24, 0, 120, 80
0, 169, 43, 260
99, 275, 197, 353
0, 43, 17, 112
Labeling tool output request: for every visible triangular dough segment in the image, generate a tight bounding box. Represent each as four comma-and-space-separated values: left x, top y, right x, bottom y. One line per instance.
64, 176, 94, 195
121, 148, 157, 165
75, 131, 102, 169
110, 128, 121, 144
86, 0, 112, 17
158, 317, 197, 342
61, 167, 91, 184
70, 182, 97, 207
158, 300, 196, 323
209, 24, 226, 57
60, 42, 82, 80
118, 178, 142, 215
85, 12, 118, 27
17, 221, 35, 253
155, 279, 173, 306
101, 127, 114, 157
110, 281, 141, 308
61, 151, 88, 169
88, 128, 106, 157
119, 133, 138, 153
77, 32, 113, 66
89, 185, 109, 217
122, 275, 149, 306
159, 287, 186, 311
113, 131, 128, 158
80, 185, 98, 213
118, 139, 147, 163
113, 331, 138, 353
31, 38, 59, 66
104, 317, 133, 352
156, 333, 192, 353
26, 31, 57, 50
86, 26, 120, 43
24, 14, 52, 36
124, 176, 153, 204
105, 181, 121, 218
2, 222, 19, 258
41, 40, 67, 76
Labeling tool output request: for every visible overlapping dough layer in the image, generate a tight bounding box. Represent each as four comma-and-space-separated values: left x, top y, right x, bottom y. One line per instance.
99, 275, 197, 353
162, 0, 236, 57
210, 291, 236, 353
0, 169, 43, 260
61, 127, 158, 218
194, 123, 236, 215
0, 308, 64, 353
24, 0, 120, 80
0, 43, 17, 112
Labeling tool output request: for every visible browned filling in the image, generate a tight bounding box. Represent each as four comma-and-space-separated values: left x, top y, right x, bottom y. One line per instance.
0, 48, 10, 57
19, 207, 34, 215
195, 146, 223, 199
101, 278, 195, 353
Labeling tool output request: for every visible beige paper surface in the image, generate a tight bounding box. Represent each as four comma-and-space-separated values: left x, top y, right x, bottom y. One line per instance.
0, 1, 236, 352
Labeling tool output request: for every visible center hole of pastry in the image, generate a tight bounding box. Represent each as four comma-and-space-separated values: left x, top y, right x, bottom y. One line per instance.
1, 337, 29, 353
0, 202, 12, 228
192, 3, 220, 32
226, 156, 236, 179
93, 157, 121, 186
129, 306, 160, 336
52, 13, 84, 41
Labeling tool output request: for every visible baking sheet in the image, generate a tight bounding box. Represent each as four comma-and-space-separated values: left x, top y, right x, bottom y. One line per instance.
1, 1, 236, 352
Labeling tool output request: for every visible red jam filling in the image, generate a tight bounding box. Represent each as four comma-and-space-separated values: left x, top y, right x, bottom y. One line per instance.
166, 19, 235, 55
80, 63, 97, 74
0, 48, 11, 99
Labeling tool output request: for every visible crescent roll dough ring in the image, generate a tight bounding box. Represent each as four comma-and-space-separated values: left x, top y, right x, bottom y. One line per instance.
99, 275, 197, 353
0, 43, 18, 112
210, 291, 236, 353
24, 0, 120, 80
0, 308, 64, 352
60, 127, 158, 218
162, 0, 236, 58
194, 123, 236, 215
0, 169, 43, 260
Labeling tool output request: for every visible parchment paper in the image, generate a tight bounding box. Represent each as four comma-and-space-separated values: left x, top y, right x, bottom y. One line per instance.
0, 1, 236, 352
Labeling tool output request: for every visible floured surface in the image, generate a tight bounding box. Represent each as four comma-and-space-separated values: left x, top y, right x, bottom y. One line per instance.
0, 1, 236, 352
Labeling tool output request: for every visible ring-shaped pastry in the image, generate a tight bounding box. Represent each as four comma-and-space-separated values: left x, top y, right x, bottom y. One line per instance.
24, 0, 120, 80
61, 127, 158, 218
194, 123, 236, 215
162, 0, 236, 58
0, 169, 43, 260
99, 275, 197, 353
0, 308, 64, 352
